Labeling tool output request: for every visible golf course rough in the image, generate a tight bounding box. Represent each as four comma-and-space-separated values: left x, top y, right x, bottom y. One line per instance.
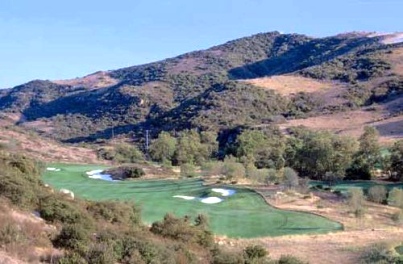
43, 164, 342, 238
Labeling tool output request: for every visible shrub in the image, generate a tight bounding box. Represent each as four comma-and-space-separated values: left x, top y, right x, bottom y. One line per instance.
244, 245, 268, 262
57, 253, 87, 264
86, 242, 117, 264
124, 166, 145, 179
222, 158, 246, 180
97, 144, 144, 164
392, 210, 403, 224
53, 224, 91, 253
0, 222, 25, 245
367, 185, 387, 204
212, 248, 244, 264
180, 163, 197, 178
278, 255, 307, 264
348, 188, 365, 217
360, 243, 396, 264
388, 188, 403, 209
150, 213, 213, 247
87, 200, 141, 226
38, 195, 92, 226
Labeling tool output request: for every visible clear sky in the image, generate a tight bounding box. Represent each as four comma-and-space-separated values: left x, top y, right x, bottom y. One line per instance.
1, 0, 402, 88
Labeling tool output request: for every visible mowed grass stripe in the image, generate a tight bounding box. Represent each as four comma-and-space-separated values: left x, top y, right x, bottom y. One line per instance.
43, 164, 342, 238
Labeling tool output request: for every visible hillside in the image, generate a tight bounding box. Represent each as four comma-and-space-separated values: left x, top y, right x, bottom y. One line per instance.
0, 31, 403, 144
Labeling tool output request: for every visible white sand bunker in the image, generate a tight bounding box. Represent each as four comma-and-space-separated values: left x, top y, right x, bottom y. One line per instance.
212, 188, 236, 196
46, 167, 61, 172
173, 195, 195, 200
200, 197, 223, 204
86, 170, 115, 181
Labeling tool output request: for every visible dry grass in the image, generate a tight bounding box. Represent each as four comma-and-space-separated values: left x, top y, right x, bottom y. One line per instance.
242, 75, 338, 96
385, 47, 403, 76
0, 201, 59, 263
0, 115, 102, 164
279, 97, 403, 144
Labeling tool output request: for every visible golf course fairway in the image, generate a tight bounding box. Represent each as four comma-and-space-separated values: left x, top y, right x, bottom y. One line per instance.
43, 164, 343, 238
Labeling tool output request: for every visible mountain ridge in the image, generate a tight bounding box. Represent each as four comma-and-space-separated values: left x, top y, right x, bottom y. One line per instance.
1, 31, 403, 144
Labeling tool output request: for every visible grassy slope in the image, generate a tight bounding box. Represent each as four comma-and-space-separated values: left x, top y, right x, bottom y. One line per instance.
42, 163, 342, 238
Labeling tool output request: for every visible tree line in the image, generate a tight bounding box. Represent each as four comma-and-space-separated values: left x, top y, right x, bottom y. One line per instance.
146, 125, 403, 182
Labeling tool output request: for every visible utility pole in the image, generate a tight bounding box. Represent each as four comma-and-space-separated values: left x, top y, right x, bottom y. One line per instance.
145, 129, 150, 160
145, 129, 150, 151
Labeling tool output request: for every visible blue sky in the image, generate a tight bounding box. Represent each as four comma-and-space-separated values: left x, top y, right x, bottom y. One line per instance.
1, 0, 402, 88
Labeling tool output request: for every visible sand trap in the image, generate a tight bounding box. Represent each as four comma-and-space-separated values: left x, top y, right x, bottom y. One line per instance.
46, 167, 61, 172
212, 188, 236, 196
200, 197, 223, 204
86, 170, 115, 182
173, 195, 195, 200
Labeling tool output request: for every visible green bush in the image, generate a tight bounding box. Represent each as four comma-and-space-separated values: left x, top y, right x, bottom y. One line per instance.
38, 195, 92, 226
53, 224, 91, 253
150, 213, 213, 248
244, 245, 268, 262
87, 200, 141, 226
86, 242, 117, 264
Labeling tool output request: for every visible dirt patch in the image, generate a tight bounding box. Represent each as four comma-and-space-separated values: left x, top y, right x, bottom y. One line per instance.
242, 75, 340, 96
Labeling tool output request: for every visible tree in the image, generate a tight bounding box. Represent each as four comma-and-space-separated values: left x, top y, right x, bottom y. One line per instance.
348, 188, 365, 218
174, 130, 212, 165
390, 140, 403, 181
347, 126, 382, 180
149, 132, 177, 164
235, 128, 285, 169
283, 167, 299, 190
289, 130, 357, 179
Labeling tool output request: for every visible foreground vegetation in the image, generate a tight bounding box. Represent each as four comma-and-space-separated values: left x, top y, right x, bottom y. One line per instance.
0, 146, 314, 263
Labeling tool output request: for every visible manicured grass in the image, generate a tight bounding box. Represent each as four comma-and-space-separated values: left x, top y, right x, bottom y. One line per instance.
43, 164, 342, 238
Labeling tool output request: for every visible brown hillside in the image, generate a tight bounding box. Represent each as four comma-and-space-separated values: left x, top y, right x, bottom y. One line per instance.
242, 75, 338, 96
385, 47, 403, 76
54, 71, 119, 89
279, 96, 403, 144
0, 114, 101, 163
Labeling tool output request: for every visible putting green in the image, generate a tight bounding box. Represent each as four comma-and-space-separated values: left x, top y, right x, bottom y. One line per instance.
42, 164, 342, 238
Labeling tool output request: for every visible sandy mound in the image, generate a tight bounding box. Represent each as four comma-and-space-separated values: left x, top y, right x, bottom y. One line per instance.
173, 195, 196, 200
200, 197, 223, 204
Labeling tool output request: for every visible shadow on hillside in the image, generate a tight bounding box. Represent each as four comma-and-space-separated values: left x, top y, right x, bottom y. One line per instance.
228, 36, 377, 80
60, 121, 162, 144
375, 119, 403, 138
